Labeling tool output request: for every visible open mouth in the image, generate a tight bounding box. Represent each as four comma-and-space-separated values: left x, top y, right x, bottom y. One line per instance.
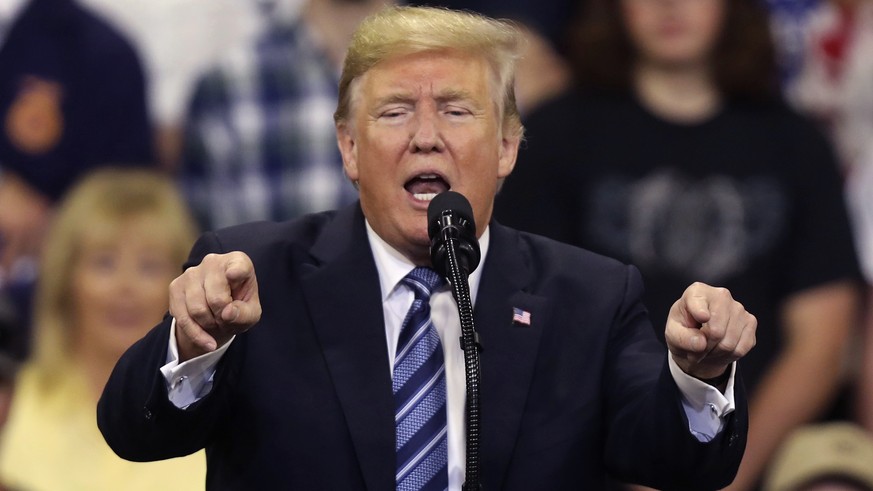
404, 173, 450, 202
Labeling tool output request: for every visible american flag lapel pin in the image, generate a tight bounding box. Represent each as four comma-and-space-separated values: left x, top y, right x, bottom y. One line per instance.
512, 307, 532, 327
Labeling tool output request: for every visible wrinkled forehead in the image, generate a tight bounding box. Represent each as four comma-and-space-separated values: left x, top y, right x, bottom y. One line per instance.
346, 49, 504, 119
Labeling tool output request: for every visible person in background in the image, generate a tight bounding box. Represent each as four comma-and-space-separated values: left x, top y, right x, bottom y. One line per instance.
0, 0, 153, 326
762, 422, 873, 491
494, 0, 863, 489
780, 0, 873, 179
0, 169, 204, 491
178, 0, 389, 231
765, 0, 825, 86
767, 0, 873, 432
76, 0, 263, 170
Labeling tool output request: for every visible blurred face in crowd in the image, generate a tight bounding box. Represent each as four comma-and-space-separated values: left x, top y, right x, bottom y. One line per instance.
621, 0, 726, 68
70, 216, 177, 362
338, 49, 519, 264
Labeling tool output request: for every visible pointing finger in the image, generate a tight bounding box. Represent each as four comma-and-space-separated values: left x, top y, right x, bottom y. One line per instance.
221, 298, 262, 330
679, 282, 715, 329
225, 254, 254, 284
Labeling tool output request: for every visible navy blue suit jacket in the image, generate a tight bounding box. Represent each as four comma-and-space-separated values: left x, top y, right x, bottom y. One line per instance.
98, 203, 747, 490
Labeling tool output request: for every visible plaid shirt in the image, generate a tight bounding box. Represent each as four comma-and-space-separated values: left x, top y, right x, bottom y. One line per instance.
180, 18, 358, 230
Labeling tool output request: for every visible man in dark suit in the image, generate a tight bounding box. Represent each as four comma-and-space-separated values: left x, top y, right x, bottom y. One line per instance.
98, 6, 757, 490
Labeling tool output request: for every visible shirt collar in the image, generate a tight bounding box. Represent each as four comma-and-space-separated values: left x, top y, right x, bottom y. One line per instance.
365, 219, 490, 305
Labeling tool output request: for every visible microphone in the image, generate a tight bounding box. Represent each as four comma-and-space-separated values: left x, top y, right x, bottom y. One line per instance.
427, 190, 484, 490
427, 191, 481, 278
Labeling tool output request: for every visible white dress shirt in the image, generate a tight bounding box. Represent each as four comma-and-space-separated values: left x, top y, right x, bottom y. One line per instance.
161, 220, 736, 489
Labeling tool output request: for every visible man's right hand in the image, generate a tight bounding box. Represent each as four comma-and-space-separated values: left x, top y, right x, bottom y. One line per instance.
170, 251, 262, 361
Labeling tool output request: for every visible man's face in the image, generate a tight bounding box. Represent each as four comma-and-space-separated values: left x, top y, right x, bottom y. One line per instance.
337, 50, 519, 264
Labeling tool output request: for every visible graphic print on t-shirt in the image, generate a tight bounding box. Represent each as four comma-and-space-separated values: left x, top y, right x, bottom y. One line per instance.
586, 170, 788, 283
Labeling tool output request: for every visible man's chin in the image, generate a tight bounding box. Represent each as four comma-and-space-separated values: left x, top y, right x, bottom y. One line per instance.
404, 230, 433, 263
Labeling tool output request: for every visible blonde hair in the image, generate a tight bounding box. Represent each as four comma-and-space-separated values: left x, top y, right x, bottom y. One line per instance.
31, 168, 197, 389
335, 5, 525, 138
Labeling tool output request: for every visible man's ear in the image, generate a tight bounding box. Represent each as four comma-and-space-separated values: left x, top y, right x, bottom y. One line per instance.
497, 133, 520, 179
336, 122, 359, 181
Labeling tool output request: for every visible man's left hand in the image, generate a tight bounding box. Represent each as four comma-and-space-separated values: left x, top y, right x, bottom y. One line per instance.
666, 282, 757, 380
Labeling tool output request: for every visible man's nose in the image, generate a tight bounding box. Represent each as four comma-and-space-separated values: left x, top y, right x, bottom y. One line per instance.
409, 108, 445, 153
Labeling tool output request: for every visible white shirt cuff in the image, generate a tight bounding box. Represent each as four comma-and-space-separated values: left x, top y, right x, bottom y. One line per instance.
668, 355, 736, 442
160, 318, 235, 409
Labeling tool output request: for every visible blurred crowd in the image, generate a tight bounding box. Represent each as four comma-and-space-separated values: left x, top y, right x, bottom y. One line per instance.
0, 0, 870, 490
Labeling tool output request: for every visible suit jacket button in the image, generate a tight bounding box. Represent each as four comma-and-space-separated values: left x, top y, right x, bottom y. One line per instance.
143, 407, 153, 420
728, 432, 737, 446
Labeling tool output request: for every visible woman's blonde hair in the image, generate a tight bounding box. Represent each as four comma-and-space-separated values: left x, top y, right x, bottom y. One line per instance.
30, 168, 197, 389
334, 5, 525, 138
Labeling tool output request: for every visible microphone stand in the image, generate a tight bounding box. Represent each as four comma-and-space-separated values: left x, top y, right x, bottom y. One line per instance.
440, 229, 483, 491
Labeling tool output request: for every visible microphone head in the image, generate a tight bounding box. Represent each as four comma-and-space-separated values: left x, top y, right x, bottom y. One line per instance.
427, 191, 475, 240
427, 191, 481, 277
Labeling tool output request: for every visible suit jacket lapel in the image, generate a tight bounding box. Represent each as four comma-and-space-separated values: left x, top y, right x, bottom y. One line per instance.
476, 222, 550, 488
297, 209, 549, 489
300, 204, 395, 491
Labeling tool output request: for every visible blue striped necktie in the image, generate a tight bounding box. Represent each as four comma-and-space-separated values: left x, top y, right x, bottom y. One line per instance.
393, 267, 448, 491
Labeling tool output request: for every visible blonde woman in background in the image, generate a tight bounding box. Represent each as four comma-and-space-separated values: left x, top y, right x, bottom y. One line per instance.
0, 168, 206, 490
